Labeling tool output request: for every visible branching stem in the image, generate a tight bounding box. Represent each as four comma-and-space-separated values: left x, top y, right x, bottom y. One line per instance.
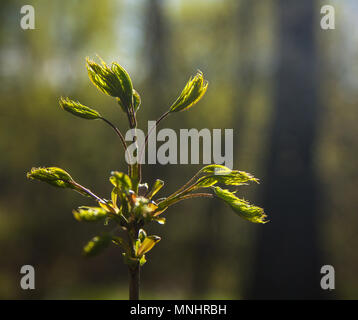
164, 170, 203, 201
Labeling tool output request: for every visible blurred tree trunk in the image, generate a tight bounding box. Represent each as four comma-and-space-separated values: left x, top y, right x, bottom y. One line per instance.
234, 0, 256, 131
248, 0, 326, 299
142, 0, 171, 181
144, 0, 170, 89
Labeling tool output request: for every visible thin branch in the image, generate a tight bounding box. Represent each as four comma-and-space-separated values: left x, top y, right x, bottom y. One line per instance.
100, 117, 132, 175
157, 192, 213, 209
175, 192, 214, 201
144, 110, 170, 148
163, 170, 202, 201
100, 117, 128, 152
138, 110, 170, 181
71, 181, 106, 204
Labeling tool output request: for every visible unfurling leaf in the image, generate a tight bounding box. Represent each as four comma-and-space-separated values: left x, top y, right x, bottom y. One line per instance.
136, 235, 161, 257
199, 164, 232, 175
195, 170, 258, 189
110, 172, 134, 215
59, 97, 101, 120
169, 70, 208, 113
213, 187, 267, 224
26, 167, 74, 189
73, 206, 108, 222
146, 179, 164, 199
110, 171, 132, 193
86, 57, 133, 112
83, 234, 112, 257
180, 165, 259, 192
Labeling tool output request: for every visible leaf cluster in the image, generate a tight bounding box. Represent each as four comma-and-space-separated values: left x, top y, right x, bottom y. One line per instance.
26, 57, 267, 267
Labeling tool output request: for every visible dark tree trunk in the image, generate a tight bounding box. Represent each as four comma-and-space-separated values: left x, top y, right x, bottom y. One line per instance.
144, 0, 170, 85
248, 0, 326, 299
234, 0, 256, 131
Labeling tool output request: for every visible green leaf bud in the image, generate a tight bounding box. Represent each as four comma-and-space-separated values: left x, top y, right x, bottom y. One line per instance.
109, 171, 132, 193
59, 97, 101, 120
136, 235, 161, 257
169, 70, 208, 113
86, 57, 133, 112
26, 167, 74, 189
213, 187, 268, 224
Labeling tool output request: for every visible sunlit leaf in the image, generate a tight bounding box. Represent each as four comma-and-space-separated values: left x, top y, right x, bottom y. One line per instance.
86, 57, 133, 112
169, 70, 208, 113
213, 187, 268, 224
111, 188, 118, 209
135, 238, 141, 253
110, 171, 132, 193
26, 167, 74, 189
199, 164, 232, 175
73, 206, 108, 222
146, 179, 164, 199
136, 235, 161, 257
59, 97, 101, 120
195, 170, 258, 188
98, 200, 117, 214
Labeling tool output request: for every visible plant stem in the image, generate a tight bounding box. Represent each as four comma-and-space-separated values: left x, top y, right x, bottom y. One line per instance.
157, 192, 213, 208
71, 181, 105, 203
100, 117, 132, 175
164, 170, 202, 201
144, 110, 170, 148
129, 263, 140, 300
124, 105, 141, 189
138, 110, 170, 181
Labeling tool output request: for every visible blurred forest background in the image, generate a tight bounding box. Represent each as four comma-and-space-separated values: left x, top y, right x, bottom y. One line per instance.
0, 0, 357, 299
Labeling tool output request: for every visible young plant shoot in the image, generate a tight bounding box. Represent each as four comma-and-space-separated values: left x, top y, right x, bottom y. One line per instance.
27, 57, 267, 300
